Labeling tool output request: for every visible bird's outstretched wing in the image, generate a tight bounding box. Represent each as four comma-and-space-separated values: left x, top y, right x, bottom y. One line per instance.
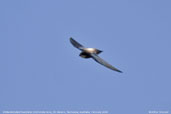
70, 37, 85, 50
90, 54, 122, 73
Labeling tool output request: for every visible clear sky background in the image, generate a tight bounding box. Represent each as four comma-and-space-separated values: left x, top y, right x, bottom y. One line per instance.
0, 0, 171, 114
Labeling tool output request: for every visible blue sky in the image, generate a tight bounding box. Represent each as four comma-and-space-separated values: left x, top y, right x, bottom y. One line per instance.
0, 0, 171, 114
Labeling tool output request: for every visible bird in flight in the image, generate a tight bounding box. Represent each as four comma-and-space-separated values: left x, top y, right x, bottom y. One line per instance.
70, 37, 122, 73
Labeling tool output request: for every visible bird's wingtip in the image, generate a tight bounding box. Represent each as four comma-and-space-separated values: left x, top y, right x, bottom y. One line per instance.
116, 70, 123, 73
69, 37, 73, 42
70, 37, 74, 40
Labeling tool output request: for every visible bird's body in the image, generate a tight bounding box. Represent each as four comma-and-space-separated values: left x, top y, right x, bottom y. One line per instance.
83, 48, 102, 54
79, 48, 102, 58
70, 37, 122, 73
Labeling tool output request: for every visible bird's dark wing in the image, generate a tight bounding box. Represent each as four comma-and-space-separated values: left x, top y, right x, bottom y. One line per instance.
90, 54, 122, 73
70, 37, 85, 50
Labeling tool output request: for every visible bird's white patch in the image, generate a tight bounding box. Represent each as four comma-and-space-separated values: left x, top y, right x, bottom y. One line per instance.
84, 48, 96, 53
